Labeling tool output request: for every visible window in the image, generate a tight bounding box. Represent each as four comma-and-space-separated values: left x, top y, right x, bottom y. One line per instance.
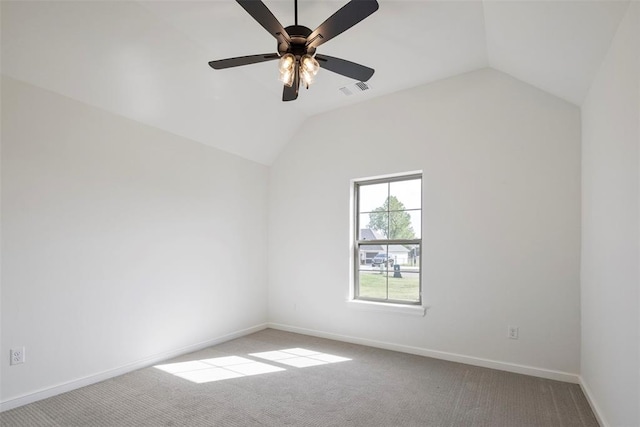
353, 173, 422, 305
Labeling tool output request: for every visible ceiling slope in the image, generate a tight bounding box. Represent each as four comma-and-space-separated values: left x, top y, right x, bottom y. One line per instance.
484, 0, 631, 106
0, 1, 630, 165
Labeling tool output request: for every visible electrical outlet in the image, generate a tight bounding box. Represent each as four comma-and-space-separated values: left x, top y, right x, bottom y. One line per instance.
508, 326, 519, 340
10, 347, 25, 365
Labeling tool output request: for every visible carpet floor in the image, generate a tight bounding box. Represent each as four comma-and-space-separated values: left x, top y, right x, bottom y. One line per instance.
0, 329, 598, 426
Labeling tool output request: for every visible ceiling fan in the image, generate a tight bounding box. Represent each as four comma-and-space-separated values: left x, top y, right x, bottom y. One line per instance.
208, 0, 379, 102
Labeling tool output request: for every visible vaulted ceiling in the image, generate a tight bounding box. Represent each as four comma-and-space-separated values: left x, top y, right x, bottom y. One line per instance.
1, 1, 631, 164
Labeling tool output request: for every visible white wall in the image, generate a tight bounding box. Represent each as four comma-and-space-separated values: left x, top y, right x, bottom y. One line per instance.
269, 68, 582, 376
0, 76, 269, 405
581, 2, 640, 426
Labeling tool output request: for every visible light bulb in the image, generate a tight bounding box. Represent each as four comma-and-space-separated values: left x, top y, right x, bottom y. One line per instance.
301, 55, 319, 76
278, 53, 296, 87
279, 69, 294, 87
278, 54, 295, 72
300, 69, 314, 88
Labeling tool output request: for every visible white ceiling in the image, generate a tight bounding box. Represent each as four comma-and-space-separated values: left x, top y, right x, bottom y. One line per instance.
1, 0, 630, 165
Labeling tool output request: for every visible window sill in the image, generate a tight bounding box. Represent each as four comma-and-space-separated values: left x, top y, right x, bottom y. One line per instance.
346, 299, 428, 316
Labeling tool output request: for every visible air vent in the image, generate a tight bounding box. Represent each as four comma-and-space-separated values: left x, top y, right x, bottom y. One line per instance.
355, 81, 370, 92
339, 81, 372, 96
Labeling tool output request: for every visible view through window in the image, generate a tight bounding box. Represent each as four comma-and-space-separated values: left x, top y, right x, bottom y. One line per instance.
354, 174, 422, 304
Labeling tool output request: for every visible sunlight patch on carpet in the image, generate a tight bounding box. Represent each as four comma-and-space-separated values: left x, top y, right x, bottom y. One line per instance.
250, 348, 351, 368
154, 348, 350, 384
155, 356, 284, 384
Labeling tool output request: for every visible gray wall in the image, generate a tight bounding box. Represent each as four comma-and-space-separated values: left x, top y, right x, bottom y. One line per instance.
269, 68, 582, 379
1, 76, 269, 404
580, 3, 640, 426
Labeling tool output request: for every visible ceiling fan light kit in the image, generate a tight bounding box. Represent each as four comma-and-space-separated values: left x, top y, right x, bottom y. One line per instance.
209, 0, 379, 102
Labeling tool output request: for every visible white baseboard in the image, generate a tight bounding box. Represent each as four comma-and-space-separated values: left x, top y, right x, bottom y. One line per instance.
0, 323, 268, 412
268, 322, 581, 384
579, 377, 608, 427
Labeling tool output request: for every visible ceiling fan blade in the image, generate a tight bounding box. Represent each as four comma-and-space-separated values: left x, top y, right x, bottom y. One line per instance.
306, 0, 379, 49
282, 84, 298, 102
209, 53, 280, 70
315, 54, 374, 81
236, 0, 291, 46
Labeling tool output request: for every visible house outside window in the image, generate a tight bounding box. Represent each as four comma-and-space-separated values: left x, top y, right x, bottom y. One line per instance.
354, 173, 422, 305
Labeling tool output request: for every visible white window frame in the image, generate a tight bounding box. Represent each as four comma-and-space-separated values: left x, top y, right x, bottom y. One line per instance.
352, 172, 423, 308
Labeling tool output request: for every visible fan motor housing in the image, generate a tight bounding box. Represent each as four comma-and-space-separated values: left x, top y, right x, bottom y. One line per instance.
279, 25, 315, 57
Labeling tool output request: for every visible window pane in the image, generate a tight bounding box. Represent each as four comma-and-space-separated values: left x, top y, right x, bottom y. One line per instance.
358, 244, 390, 300
388, 244, 419, 302
361, 211, 389, 239
409, 211, 421, 239
388, 211, 421, 239
357, 244, 385, 266
358, 215, 386, 240
388, 270, 420, 302
389, 179, 421, 210
358, 269, 389, 300
358, 183, 388, 213
401, 244, 420, 267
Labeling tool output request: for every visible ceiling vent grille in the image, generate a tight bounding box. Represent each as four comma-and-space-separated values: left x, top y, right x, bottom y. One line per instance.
355, 81, 370, 92
339, 81, 371, 96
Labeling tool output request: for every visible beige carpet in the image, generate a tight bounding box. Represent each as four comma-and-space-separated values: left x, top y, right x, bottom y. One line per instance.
0, 329, 598, 426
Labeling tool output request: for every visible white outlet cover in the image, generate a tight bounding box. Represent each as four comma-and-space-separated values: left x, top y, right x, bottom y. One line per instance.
10, 347, 25, 365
